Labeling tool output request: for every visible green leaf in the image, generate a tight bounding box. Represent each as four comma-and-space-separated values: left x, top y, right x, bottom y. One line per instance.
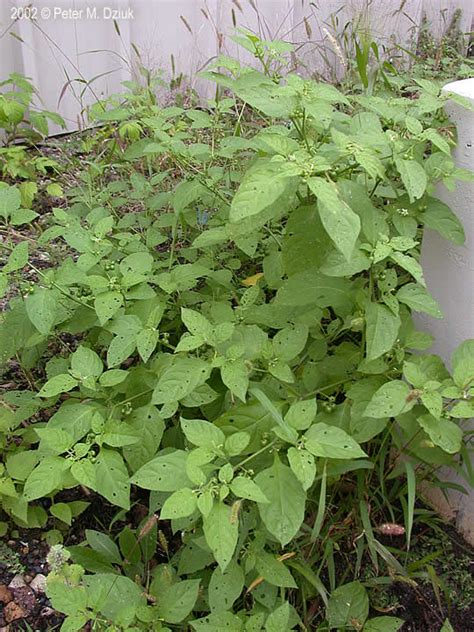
395, 158, 427, 202
275, 269, 352, 312
230, 476, 269, 503
221, 359, 249, 402
0, 185, 21, 220
153, 358, 210, 404
421, 198, 465, 245
420, 390, 443, 419
203, 501, 239, 571
4, 241, 28, 273
94, 291, 123, 325
265, 601, 291, 632
390, 252, 425, 286
254, 456, 306, 546
23, 456, 69, 501
208, 560, 244, 613
10, 209, 39, 225
287, 447, 316, 490
305, 423, 366, 459
99, 369, 128, 387
85, 529, 122, 564
256, 552, 297, 588
107, 334, 136, 368
95, 448, 130, 509
25, 288, 57, 334
272, 324, 308, 361
285, 399, 317, 430
50, 503, 73, 525
396, 284, 442, 318
161, 488, 198, 519
450, 400, 474, 418
417, 414, 463, 454
363, 617, 404, 631
364, 381, 411, 418
347, 378, 388, 442
38, 374, 78, 398
451, 339, 474, 389
225, 432, 251, 456
308, 177, 360, 261
131, 450, 191, 491
365, 303, 401, 361
136, 328, 159, 362
47, 575, 88, 616
46, 183, 64, 197
327, 581, 369, 630
191, 612, 243, 631
157, 579, 200, 624
84, 574, 144, 621
440, 620, 455, 632
181, 418, 225, 450
230, 160, 297, 223
71, 346, 103, 379
181, 308, 213, 340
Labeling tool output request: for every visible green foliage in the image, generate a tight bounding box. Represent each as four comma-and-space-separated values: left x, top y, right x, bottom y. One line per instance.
0, 32, 473, 631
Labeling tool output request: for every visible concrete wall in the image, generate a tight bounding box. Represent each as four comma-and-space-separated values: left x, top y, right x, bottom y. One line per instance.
0, 0, 472, 132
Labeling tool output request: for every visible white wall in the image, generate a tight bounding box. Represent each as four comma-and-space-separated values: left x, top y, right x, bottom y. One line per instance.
0, 0, 472, 132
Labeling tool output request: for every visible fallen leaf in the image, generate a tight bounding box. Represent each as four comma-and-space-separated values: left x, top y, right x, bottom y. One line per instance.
242, 272, 264, 287
4, 601, 26, 623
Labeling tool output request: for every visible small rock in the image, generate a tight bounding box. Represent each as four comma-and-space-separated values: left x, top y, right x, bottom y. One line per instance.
30, 574, 47, 593
10, 586, 35, 615
0, 584, 12, 604
23, 574, 33, 584
40, 606, 55, 617
3, 601, 26, 623
7, 575, 26, 589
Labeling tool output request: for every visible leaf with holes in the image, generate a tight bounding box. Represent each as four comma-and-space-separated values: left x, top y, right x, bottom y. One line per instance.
94, 291, 123, 325
208, 559, 244, 613
153, 358, 211, 404
395, 158, 427, 202
95, 448, 130, 510
287, 447, 316, 490
451, 339, 474, 389
327, 581, 369, 630
161, 487, 198, 520
417, 414, 463, 454
25, 288, 57, 335
221, 359, 249, 402
71, 346, 103, 379
255, 552, 297, 588
156, 579, 201, 624
38, 374, 78, 398
308, 177, 360, 261
396, 284, 442, 318
365, 303, 401, 361
203, 501, 239, 571
364, 381, 412, 418
254, 456, 305, 546
23, 456, 70, 501
131, 449, 191, 492
305, 424, 366, 459
230, 160, 298, 223
181, 418, 225, 450
230, 476, 269, 503
421, 198, 465, 245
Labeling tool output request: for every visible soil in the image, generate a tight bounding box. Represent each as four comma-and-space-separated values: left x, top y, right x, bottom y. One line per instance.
1, 508, 473, 631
